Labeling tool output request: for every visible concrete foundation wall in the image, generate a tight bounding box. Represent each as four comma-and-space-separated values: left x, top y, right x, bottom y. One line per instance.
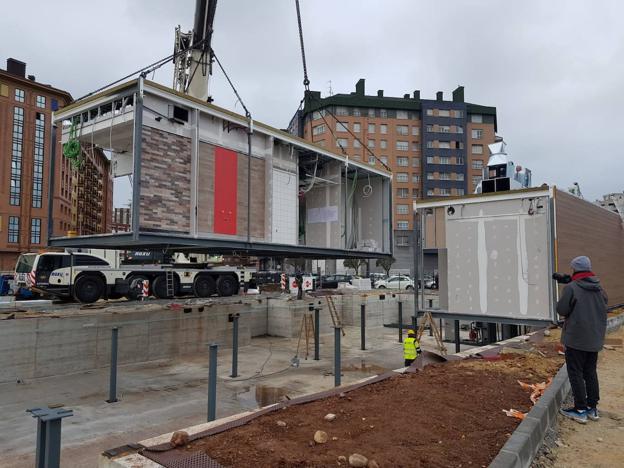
0, 303, 253, 383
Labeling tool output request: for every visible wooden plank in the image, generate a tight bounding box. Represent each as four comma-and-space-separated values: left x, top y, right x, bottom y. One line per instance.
555, 189, 624, 305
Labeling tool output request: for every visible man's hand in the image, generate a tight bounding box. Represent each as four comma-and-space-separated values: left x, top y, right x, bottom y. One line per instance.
552, 272, 572, 284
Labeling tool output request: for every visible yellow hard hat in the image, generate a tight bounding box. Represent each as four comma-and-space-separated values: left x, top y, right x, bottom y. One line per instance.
407, 329, 416, 335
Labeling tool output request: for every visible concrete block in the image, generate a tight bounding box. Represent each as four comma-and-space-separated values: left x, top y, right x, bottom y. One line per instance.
489, 449, 521, 468
500, 431, 533, 468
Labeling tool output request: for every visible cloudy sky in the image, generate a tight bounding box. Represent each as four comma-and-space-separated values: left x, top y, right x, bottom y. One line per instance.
2, 0, 622, 203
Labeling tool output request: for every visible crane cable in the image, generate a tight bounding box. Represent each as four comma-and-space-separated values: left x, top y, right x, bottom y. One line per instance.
295, 0, 310, 91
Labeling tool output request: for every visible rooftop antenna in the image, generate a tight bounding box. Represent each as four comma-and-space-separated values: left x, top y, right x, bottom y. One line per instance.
327, 80, 333, 96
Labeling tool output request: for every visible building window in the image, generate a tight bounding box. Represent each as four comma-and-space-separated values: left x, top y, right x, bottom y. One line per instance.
336, 138, 348, 148
379, 139, 387, 149
457, 188, 465, 196
396, 236, 410, 247
440, 125, 450, 133
397, 157, 409, 167
427, 189, 434, 196
396, 110, 408, 120
380, 109, 388, 118
396, 125, 408, 136
453, 110, 463, 118
472, 176, 482, 187
353, 139, 361, 148
471, 114, 483, 123
412, 158, 420, 167
397, 188, 410, 198
456, 126, 464, 134
368, 108, 376, 118
440, 173, 451, 180
380, 156, 388, 165
396, 172, 409, 183
411, 126, 419, 136
412, 188, 420, 199
426, 124, 434, 133
456, 157, 464, 165
426, 141, 434, 149
368, 123, 375, 133
438, 109, 450, 117
456, 173, 465, 181
31, 218, 41, 244
8, 216, 19, 243
472, 160, 484, 170
367, 139, 375, 148
396, 141, 409, 151
397, 204, 409, 215
335, 106, 348, 116
32, 112, 45, 208
353, 122, 361, 132
379, 124, 387, 134
336, 121, 348, 132
440, 188, 451, 196
312, 110, 326, 120
427, 172, 435, 180
427, 156, 435, 164
353, 108, 361, 117
10, 106, 24, 206
412, 174, 420, 183
36, 95, 46, 109
472, 129, 483, 139
15, 88, 25, 102
312, 124, 326, 136
439, 156, 451, 165
411, 142, 419, 151
368, 156, 376, 165
426, 109, 433, 116
439, 141, 451, 149
472, 144, 484, 154
397, 221, 409, 230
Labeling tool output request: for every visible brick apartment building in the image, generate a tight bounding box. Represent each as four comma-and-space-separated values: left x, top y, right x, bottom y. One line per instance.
0, 58, 112, 271
292, 79, 497, 272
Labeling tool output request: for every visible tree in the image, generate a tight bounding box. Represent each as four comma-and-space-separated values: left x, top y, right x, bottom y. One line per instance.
343, 258, 367, 274
375, 257, 396, 276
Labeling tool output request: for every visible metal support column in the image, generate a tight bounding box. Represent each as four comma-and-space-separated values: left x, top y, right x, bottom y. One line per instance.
27, 406, 73, 468
454, 320, 460, 353
314, 307, 320, 360
334, 327, 341, 387
107, 327, 119, 403
208, 343, 218, 421
398, 301, 403, 343
230, 314, 239, 378
360, 304, 366, 350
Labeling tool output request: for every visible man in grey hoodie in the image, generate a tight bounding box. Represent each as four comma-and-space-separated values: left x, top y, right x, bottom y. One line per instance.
556, 255, 608, 424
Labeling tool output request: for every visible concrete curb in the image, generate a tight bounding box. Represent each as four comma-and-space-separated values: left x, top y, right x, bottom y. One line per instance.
490, 313, 623, 468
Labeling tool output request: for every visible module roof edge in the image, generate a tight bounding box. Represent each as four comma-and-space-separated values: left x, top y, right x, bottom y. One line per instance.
144, 81, 392, 176
415, 185, 552, 208
54, 79, 139, 117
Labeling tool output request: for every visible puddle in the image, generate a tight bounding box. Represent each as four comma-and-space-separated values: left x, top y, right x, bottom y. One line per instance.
342, 359, 387, 374
236, 384, 290, 409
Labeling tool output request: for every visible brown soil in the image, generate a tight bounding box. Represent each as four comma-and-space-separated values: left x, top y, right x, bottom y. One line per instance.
186, 342, 563, 468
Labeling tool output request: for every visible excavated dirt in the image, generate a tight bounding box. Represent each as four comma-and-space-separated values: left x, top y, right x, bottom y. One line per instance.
186, 340, 563, 468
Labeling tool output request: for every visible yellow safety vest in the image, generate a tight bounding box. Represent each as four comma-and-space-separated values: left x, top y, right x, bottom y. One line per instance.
403, 336, 420, 360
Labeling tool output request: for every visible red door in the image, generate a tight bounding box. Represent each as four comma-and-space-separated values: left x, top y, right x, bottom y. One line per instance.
213, 147, 237, 234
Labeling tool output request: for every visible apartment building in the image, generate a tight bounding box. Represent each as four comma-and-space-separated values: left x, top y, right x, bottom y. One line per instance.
0, 58, 112, 271
292, 79, 497, 272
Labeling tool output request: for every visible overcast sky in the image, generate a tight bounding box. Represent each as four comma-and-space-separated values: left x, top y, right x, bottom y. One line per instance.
2, 0, 622, 204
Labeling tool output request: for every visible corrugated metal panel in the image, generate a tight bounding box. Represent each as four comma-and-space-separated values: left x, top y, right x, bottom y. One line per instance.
555, 189, 624, 305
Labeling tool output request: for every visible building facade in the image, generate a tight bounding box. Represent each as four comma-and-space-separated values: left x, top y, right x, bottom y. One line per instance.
0, 58, 112, 272
293, 79, 497, 273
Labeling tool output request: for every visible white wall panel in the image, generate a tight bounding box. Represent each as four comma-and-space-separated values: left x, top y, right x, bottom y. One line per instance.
272, 169, 298, 245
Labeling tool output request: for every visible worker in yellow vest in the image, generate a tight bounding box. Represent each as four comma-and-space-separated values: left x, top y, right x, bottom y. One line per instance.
403, 329, 422, 367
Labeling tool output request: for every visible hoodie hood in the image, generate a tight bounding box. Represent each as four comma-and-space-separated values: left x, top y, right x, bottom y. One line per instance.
576, 276, 602, 291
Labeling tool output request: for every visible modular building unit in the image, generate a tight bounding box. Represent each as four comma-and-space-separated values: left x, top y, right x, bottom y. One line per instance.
417, 187, 624, 324
49, 78, 392, 259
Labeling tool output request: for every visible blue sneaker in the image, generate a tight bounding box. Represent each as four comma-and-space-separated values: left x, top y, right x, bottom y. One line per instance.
586, 407, 599, 421
560, 407, 587, 424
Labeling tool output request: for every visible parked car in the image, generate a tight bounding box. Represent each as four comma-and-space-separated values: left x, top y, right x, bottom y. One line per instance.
319, 274, 353, 289
368, 272, 387, 288
375, 275, 414, 290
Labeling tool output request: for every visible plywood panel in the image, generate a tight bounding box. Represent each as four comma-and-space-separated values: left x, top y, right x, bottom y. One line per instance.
197, 142, 214, 233
555, 189, 624, 305
236, 154, 266, 239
